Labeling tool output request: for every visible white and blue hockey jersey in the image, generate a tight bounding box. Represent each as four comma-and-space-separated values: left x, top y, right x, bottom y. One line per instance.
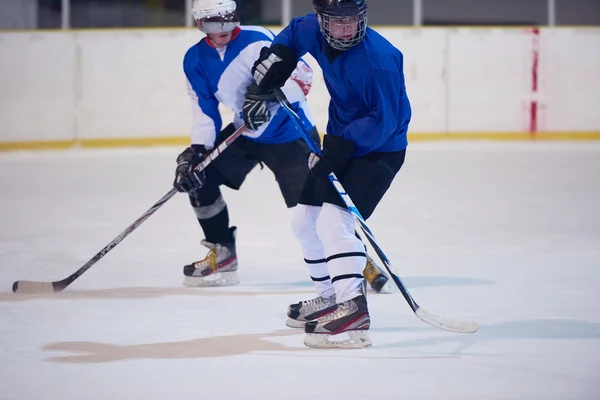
183, 26, 315, 147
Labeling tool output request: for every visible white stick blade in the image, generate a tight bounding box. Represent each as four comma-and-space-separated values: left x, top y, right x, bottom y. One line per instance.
415, 307, 479, 334
12, 280, 55, 294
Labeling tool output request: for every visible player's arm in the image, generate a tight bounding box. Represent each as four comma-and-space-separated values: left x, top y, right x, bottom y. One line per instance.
289, 58, 313, 97
182, 44, 227, 148
342, 69, 411, 152
174, 63, 222, 194
184, 71, 222, 148
243, 36, 313, 132
251, 15, 318, 92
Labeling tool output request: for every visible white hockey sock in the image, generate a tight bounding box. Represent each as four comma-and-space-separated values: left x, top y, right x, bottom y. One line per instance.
291, 204, 334, 298
316, 203, 366, 304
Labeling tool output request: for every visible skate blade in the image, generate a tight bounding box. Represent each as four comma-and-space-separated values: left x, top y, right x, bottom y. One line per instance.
303, 330, 372, 349
285, 318, 307, 329
376, 279, 396, 294
183, 271, 239, 287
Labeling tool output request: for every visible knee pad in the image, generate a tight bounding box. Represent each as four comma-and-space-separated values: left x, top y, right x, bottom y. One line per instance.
190, 193, 226, 220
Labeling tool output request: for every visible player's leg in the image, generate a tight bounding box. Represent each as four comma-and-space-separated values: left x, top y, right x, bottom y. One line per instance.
247, 135, 340, 325
303, 202, 371, 348
322, 149, 407, 220
288, 204, 338, 327
303, 149, 406, 348
183, 124, 259, 287
305, 128, 392, 293
257, 132, 391, 293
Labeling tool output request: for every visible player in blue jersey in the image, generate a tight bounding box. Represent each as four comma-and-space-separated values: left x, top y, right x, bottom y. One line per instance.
251, 0, 411, 348
173, 0, 390, 293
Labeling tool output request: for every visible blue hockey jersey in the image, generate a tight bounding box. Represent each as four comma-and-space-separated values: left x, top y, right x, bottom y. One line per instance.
183, 26, 314, 147
272, 14, 411, 157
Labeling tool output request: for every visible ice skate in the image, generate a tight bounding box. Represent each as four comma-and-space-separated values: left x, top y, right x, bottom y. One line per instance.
363, 254, 394, 294
183, 227, 239, 287
286, 294, 337, 328
304, 294, 371, 349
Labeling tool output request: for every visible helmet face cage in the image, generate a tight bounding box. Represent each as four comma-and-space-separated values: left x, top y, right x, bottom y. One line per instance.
196, 12, 240, 34
315, 3, 368, 51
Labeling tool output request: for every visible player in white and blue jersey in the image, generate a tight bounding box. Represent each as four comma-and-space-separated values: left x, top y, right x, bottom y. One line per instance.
251, 0, 411, 348
172, 0, 319, 288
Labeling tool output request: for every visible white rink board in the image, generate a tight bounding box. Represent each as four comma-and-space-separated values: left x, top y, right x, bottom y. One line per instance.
541, 29, 600, 132
446, 28, 534, 132
1, 27, 599, 143
379, 28, 448, 133
0, 32, 77, 141
73, 29, 197, 140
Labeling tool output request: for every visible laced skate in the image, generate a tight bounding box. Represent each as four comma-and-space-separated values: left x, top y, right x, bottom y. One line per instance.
363, 254, 394, 294
183, 228, 238, 287
304, 294, 371, 349
286, 294, 337, 328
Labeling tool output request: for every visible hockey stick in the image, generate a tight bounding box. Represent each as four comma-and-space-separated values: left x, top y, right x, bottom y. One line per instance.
274, 89, 478, 334
12, 125, 247, 294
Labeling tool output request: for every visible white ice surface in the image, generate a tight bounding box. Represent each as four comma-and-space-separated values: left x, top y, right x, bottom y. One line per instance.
1, 141, 599, 400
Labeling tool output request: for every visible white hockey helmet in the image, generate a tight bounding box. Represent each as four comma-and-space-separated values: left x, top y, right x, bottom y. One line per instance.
191, 0, 240, 34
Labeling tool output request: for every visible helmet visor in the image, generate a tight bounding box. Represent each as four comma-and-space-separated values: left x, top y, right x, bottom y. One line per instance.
197, 12, 240, 34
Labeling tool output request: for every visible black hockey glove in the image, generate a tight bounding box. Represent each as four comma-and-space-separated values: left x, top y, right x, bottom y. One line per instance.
308, 134, 355, 179
252, 44, 299, 92
242, 82, 276, 131
173, 145, 208, 193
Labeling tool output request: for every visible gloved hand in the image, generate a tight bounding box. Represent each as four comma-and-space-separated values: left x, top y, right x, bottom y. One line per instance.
173, 145, 208, 193
252, 44, 299, 91
242, 82, 275, 131
308, 134, 355, 179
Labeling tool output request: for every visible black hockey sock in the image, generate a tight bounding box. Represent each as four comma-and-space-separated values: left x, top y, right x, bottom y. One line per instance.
198, 207, 232, 245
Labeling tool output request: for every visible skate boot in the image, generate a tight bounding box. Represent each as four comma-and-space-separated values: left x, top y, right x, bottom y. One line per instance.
363, 254, 394, 294
286, 294, 337, 328
304, 294, 371, 349
183, 227, 239, 287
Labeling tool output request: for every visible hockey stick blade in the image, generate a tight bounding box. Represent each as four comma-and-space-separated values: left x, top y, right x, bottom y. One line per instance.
357, 218, 479, 334
11, 186, 179, 294
12, 280, 56, 294
360, 224, 479, 333
12, 125, 246, 294
415, 307, 479, 334
13, 281, 62, 294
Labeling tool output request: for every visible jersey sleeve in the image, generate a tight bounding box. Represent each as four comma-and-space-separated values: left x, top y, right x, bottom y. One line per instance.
290, 59, 313, 96
342, 68, 411, 153
183, 54, 222, 148
271, 14, 320, 58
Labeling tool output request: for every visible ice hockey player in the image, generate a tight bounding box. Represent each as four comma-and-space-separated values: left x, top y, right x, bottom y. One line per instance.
251, 0, 412, 348
173, 0, 391, 294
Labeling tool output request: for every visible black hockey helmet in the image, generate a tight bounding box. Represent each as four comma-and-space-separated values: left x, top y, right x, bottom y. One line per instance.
312, 0, 368, 51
